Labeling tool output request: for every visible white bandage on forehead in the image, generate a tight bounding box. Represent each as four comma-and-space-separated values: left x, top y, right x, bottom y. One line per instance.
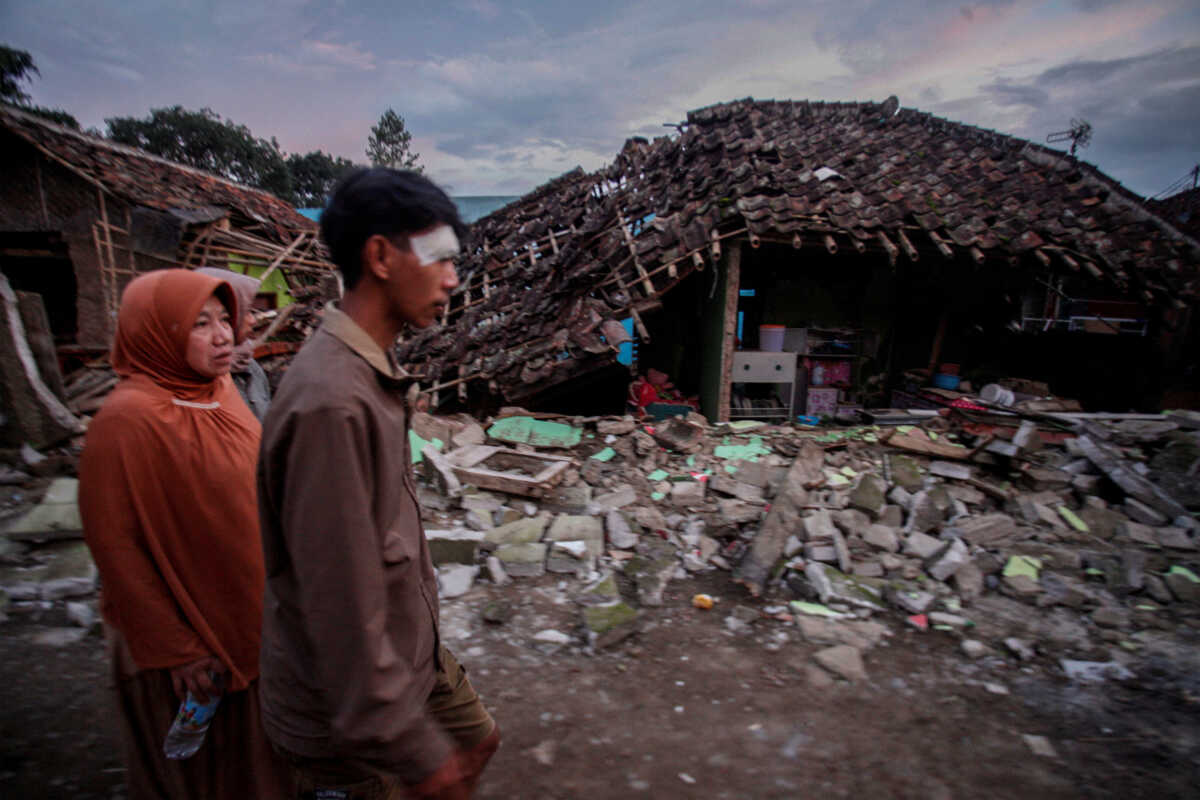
409, 225, 460, 267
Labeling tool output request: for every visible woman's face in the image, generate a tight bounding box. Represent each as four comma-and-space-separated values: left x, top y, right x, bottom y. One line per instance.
185, 295, 235, 377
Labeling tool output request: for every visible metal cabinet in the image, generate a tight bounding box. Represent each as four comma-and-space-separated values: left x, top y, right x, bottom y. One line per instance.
730, 351, 797, 420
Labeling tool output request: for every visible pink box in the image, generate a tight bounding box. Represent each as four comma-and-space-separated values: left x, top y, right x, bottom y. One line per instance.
806, 387, 838, 417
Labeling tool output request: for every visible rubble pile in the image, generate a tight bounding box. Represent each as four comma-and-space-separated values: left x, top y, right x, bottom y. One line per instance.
2, 406, 1198, 689
411, 407, 1200, 682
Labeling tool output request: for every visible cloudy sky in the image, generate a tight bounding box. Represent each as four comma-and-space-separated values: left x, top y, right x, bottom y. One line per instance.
3, 0, 1198, 197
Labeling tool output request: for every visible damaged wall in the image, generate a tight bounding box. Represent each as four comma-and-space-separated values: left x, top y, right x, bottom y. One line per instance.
0, 130, 112, 348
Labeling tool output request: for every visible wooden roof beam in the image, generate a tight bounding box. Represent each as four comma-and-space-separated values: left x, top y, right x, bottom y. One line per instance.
897, 228, 919, 262
927, 230, 954, 259
877, 231, 899, 266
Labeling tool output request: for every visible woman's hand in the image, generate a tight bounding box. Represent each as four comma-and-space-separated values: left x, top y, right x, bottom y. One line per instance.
169, 656, 226, 703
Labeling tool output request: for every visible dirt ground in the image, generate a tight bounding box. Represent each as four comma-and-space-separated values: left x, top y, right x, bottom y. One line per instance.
2, 569, 1199, 799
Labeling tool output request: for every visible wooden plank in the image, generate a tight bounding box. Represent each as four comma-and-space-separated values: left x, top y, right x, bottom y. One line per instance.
256, 232, 308, 286
879, 427, 973, 460
445, 444, 500, 468
718, 243, 741, 424
451, 457, 572, 498
617, 209, 655, 296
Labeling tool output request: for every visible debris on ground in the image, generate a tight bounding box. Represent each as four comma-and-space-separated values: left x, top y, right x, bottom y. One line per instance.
2, 400, 1198, 714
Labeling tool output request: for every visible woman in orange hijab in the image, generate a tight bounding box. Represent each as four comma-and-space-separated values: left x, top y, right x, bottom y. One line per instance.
79, 269, 290, 799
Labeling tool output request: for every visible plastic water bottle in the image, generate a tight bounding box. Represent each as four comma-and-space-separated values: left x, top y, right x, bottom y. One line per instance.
163, 674, 224, 760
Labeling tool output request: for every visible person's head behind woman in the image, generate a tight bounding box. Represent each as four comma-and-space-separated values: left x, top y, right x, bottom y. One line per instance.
112, 269, 237, 396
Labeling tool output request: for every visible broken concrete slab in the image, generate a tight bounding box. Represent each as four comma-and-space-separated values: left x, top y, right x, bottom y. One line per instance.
804, 563, 887, 612
890, 587, 935, 614
885, 453, 924, 492
794, 616, 890, 650
734, 440, 823, 596
547, 540, 596, 576
1076, 435, 1188, 520
929, 461, 974, 481
543, 486, 593, 514
626, 537, 678, 607
863, 524, 900, 553
848, 475, 887, 519
887, 486, 913, 510
421, 444, 463, 497
955, 513, 1021, 547
3, 478, 82, 542
1123, 497, 1169, 527
879, 505, 904, 528
925, 538, 970, 582
651, 417, 706, 453
425, 528, 485, 565
1059, 659, 1135, 683
670, 480, 706, 508
605, 510, 640, 549
494, 542, 548, 577
583, 601, 639, 649
437, 564, 480, 598
588, 484, 637, 514
484, 515, 550, 548
906, 490, 944, 534
813, 644, 867, 682
708, 475, 765, 503
902, 531, 943, 560
485, 555, 511, 585
596, 417, 637, 436
831, 508, 871, 538
1164, 566, 1200, 603
1156, 527, 1196, 550
1001, 573, 1042, 600
804, 509, 839, 542
545, 515, 604, 559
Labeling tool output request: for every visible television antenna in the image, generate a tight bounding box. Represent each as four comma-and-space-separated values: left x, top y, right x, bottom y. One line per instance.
1046, 118, 1093, 156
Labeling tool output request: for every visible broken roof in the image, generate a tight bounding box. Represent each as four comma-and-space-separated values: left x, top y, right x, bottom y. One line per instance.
0, 105, 314, 244
400, 97, 1200, 407
1148, 187, 1200, 241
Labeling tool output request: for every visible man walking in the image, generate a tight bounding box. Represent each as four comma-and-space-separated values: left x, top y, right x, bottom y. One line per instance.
257, 168, 499, 799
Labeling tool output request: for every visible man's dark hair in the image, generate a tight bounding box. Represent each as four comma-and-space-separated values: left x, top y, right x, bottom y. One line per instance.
319, 167, 466, 288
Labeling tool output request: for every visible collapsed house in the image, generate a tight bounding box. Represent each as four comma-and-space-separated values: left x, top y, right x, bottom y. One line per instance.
0, 105, 335, 446
399, 97, 1200, 418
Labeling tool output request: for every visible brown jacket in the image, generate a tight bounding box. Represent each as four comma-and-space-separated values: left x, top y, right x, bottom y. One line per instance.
257, 306, 450, 781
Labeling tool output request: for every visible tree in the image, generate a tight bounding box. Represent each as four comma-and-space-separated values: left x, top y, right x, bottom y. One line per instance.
1, 44, 79, 129
286, 150, 358, 207
106, 106, 293, 201
366, 109, 421, 172
0, 44, 37, 104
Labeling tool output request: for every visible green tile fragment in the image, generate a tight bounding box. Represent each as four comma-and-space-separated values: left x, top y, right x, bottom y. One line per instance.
1003, 555, 1042, 579
1057, 506, 1089, 532
590, 447, 616, 462
1168, 565, 1200, 583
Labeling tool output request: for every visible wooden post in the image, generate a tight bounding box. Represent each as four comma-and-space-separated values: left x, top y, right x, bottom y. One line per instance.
718, 243, 742, 423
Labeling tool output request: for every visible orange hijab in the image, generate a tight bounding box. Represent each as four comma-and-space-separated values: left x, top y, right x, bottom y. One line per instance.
79, 269, 264, 690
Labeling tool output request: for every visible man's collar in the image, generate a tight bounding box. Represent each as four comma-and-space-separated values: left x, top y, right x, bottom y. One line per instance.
321, 303, 411, 381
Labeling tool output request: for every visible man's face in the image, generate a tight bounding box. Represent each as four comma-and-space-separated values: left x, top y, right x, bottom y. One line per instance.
383, 224, 460, 329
